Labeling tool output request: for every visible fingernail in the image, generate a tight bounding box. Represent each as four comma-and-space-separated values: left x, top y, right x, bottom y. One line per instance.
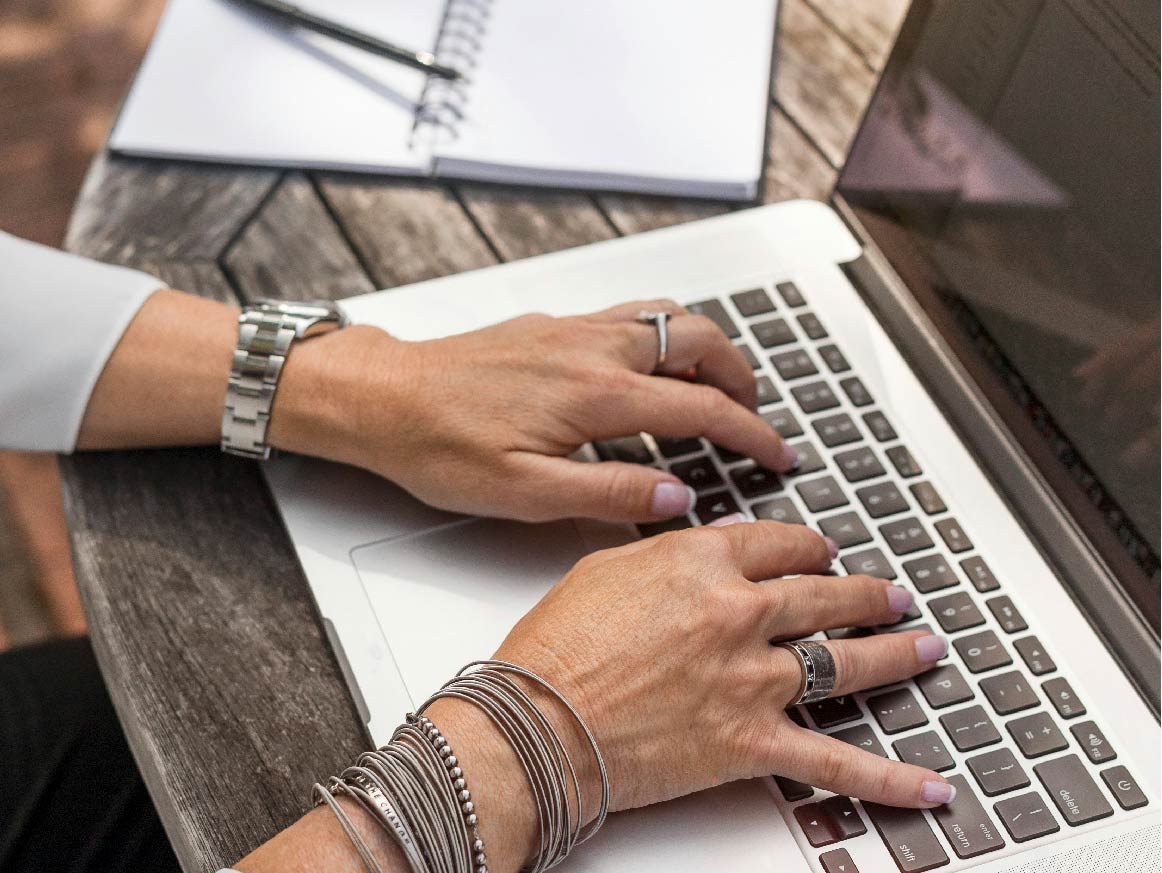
886, 586, 914, 614
709, 512, 747, 527
921, 780, 956, 805
778, 443, 800, 472
651, 482, 696, 517
915, 635, 949, 663
823, 536, 840, 559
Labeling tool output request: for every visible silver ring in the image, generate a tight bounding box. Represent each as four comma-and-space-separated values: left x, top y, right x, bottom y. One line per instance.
777, 640, 837, 705
634, 310, 672, 373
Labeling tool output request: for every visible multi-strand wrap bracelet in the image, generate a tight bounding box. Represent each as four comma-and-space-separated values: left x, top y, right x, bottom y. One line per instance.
313, 660, 609, 873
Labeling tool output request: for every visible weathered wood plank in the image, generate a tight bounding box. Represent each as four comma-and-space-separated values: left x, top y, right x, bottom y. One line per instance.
222, 173, 376, 303
597, 196, 733, 236
455, 186, 616, 261
763, 104, 838, 203
59, 447, 367, 872
774, 0, 879, 168
315, 175, 497, 289
65, 152, 278, 263
805, 0, 910, 71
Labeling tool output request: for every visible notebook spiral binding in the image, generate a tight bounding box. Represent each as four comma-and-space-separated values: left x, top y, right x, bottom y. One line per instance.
411, 0, 493, 148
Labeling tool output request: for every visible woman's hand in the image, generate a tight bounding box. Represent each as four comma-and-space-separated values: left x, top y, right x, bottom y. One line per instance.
271, 299, 795, 523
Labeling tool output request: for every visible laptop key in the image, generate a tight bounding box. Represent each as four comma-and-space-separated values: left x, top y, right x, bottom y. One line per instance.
915, 664, 974, 708
830, 723, 887, 757
968, 747, 1030, 796
1070, 721, 1116, 764
764, 407, 805, 438
960, 556, 1000, 592
868, 688, 928, 733
931, 775, 1006, 859
670, 456, 723, 492
1035, 755, 1114, 825
819, 796, 867, 840
833, 446, 886, 483
655, 436, 702, 458
862, 802, 949, 872
594, 435, 654, 464
688, 299, 740, 338
954, 630, 1012, 673
794, 803, 838, 848
730, 464, 782, 499
730, 287, 775, 317
856, 482, 909, 519
1008, 712, 1069, 758
880, 518, 934, 556
694, 492, 740, 524
818, 344, 851, 373
791, 380, 841, 414
986, 596, 1027, 633
885, 445, 922, 478
819, 512, 872, 549
796, 476, 849, 513
797, 311, 828, 340
862, 410, 897, 442
1101, 765, 1147, 810
751, 317, 797, 349
1042, 678, 1085, 719
903, 555, 957, 594
752, 496, 804, 525
1013, 636, 1056, 675
819, 848, 858, 873
893, 730, 954, 772
712, 444, 744, 464
736, 343, 761, 370
940, 705, 1001, 751
994, 791, 1060, 842
774, 774, 814, 802
839, 376, 873, 407
909, 481, 946, 515
841, 548, 896, 580
934, 518, 972, 553
755, 375, 781, 407
813, 413, 861, 448
806, 695, 862, 729
787, 440, 826, 474
637, 517, 692, 538
770, 348, 818, 380
979, 671, 1039, 715
776, 281, 806, 307
929, 592, 985, 633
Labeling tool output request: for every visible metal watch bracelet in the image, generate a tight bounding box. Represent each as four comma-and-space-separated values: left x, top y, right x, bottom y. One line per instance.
220, 299, 348, 459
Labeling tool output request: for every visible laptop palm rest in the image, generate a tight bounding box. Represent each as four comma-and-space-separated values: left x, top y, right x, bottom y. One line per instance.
350, 518, 796, 872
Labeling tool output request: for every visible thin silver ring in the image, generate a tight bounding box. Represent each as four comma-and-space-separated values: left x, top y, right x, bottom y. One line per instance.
634, 310, 672, 373
777, 640, 837, 705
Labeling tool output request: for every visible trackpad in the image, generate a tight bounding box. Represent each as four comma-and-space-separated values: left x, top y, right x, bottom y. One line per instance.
353, 516, 593, 704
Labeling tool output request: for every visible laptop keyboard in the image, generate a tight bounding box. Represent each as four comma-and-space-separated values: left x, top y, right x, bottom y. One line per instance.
592, 283, 1148, 871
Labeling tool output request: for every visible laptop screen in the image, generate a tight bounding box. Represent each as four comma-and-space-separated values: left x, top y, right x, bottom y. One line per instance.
836, 0, 1160, 628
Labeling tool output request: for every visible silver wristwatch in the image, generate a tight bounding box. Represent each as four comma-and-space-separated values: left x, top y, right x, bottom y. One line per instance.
221, 299, 349, 460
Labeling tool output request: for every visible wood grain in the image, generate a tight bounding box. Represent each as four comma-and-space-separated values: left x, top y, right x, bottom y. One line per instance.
455, 186, 616, 261
805, 0, 910, 70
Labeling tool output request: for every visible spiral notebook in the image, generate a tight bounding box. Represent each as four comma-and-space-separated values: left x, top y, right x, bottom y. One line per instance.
110, 0, 778, 200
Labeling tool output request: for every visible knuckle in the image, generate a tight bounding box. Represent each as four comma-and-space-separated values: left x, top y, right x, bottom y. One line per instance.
828, 643, 858, 692
600, 466, 646, 514
817, 745, 853, 787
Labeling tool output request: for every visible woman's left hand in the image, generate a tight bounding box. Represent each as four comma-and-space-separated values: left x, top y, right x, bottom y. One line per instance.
272, 299, 796, 523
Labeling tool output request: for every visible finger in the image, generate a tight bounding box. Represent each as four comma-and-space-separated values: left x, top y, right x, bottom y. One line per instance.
775, 727, 956, 808
771, 630, 948, 705
584, 298, 686, 323
760, 575, 914, 639
598, 375, 797, 472
511, 453, 695, 523
708, 518, 834, 580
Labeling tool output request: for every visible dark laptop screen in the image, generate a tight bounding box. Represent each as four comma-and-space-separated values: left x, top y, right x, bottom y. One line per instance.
836, 0, 1160, 627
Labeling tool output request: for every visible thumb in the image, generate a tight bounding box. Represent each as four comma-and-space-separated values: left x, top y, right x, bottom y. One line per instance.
514, 454, 696, 523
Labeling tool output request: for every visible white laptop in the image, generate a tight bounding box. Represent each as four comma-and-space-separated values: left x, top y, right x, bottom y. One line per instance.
265, 2, 1161, 871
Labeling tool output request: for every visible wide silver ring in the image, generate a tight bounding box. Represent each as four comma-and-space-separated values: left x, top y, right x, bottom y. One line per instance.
777, 640, 837, 705
634, 310, 672, 373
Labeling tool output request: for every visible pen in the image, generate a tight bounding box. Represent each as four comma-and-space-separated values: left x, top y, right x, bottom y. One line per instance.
230, 0, 463, 81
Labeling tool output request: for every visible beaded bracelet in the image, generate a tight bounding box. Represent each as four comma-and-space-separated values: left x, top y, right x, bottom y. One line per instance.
412, 713, 489, 873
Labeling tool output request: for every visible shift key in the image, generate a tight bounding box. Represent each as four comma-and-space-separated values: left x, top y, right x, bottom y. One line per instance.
930, 775, 1005, 858
863, 802, 949, 872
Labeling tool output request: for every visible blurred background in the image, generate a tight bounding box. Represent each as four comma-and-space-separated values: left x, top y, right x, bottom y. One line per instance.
0, 0, 165, 648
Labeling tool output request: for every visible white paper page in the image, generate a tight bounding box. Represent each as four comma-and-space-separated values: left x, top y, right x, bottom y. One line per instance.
111, 0, 445, 173
433, 0, 777, 198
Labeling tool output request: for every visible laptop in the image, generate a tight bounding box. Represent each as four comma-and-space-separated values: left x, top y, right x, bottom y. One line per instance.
265, 1, 1161, 870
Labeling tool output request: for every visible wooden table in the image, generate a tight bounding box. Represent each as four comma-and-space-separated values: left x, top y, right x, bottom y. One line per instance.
61, 4, 908, 870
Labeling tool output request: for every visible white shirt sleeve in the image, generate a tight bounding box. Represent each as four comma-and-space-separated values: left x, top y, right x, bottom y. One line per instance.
0, 232, 164, 452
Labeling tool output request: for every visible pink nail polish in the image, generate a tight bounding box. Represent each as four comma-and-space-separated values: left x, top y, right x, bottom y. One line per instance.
886, 586, 914, 614
915, 635, 949, 663
709, 512, 747, 527
779, 443, 800, 472
651, 482, 695, 517
921, 780, 956, 805
823, 536, 840, 559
